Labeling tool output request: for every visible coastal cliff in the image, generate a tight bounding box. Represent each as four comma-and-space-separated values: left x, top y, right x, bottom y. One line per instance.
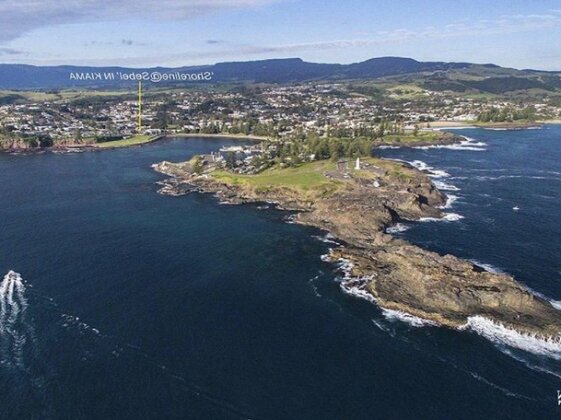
153, 156, 561, 339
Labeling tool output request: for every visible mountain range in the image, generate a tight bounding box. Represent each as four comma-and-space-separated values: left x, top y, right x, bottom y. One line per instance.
0, 57, 560, 93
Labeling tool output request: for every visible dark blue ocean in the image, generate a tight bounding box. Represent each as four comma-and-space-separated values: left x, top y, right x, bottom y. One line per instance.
0, 128, 560, 419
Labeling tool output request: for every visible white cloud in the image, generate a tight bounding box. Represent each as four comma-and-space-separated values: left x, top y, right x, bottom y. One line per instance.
232, 11, 561, 56
0, 0, 281, 42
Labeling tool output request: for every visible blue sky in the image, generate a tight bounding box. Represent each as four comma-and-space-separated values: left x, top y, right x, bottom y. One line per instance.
1, 0, 561, 69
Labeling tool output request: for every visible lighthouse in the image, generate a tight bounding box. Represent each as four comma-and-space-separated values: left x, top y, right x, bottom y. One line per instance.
355, 157, 361, 170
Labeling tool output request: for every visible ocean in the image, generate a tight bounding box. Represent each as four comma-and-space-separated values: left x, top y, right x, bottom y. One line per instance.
0, 129, 560, 419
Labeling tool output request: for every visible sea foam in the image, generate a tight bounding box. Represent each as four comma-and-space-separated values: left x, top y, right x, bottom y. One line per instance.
413, 136, 487, 151
419, 213, 464, 222
381, 308, 437, 327
385, 223, 411, 234
462, 315, 561, 360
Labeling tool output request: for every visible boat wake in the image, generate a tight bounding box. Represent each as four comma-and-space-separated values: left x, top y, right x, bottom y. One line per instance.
0, 270, 37, 371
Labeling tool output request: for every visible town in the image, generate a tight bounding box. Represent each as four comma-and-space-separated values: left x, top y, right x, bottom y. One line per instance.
1, 81, 559, 151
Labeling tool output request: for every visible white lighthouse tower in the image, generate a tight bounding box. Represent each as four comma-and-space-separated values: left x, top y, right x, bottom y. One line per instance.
355, 157, 361, 170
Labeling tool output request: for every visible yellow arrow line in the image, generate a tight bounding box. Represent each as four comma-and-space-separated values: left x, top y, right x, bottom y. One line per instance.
138, 80, 142, 132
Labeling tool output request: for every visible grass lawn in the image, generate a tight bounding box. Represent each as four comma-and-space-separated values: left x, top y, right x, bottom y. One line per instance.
94, 135, 157, 148
211, 160, 340, 193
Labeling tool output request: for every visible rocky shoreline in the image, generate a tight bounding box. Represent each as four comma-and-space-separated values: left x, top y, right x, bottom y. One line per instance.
153, 156, 561, 341
373, 132, 465, 148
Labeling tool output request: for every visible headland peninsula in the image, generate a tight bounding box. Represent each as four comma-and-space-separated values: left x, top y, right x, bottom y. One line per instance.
153, 146, 561, 340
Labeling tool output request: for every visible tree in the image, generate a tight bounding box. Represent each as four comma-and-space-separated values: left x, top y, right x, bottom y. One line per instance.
192, 156, 204, 174
225, 151, 236, 169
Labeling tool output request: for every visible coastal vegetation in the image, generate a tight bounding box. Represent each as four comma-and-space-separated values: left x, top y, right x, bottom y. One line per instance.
476, 106, 536, 123
94, 134, 156, 148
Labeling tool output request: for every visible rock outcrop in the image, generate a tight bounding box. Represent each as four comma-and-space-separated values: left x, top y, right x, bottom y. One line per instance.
153, 158, 561, 339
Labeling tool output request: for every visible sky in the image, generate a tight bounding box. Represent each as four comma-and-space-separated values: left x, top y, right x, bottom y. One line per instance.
1, 0, 561, 69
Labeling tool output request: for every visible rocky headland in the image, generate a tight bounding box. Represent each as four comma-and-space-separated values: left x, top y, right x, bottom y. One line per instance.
153, 155, 561, 340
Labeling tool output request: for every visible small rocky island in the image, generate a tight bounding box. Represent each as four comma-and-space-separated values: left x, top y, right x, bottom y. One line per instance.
153, 152, 561, 339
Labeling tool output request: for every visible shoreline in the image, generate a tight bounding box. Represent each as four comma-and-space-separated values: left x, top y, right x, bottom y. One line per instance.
152, 148, 561, 342
430, 120, 550, 130
0, 132, 268, 154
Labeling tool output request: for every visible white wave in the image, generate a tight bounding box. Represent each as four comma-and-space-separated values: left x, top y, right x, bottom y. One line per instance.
521, 287, 561, 311
377, 145, 400, 149
312, 234, 340, 245
385, 223, 411, 234
407, 160, 451, 178
428, 169, 451, 178
443, 213, 464, 221
500, 347, 561, 380
339, 279, 377, 303
463, 315, 561, 360
484, 126, 542, 131
550, 301, 561, 311
285, 214, 296, 224
419, 212, 464, 222
413, 136, 487, 151
438, 194, 458, 209
469, 260, 505, 274
382, 308, 438, 327
433, 180, 460, 191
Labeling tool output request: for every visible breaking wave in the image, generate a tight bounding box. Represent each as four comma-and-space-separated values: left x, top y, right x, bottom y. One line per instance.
469, 260, 505, 274
385, 223, 411, 234
413, 136, 487, 151
312, 233, 340, 245
433, 180, 460, 191
419, 213, 464, 222
462, 316, 561, 360
438, 194, 459, 209
407, 160, 451, 178
381, 309, 437, 328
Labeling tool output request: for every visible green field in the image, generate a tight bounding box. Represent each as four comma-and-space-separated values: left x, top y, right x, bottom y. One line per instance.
208, 156, 416, 196
94, 135, 158, 148
212, 160, 339, 193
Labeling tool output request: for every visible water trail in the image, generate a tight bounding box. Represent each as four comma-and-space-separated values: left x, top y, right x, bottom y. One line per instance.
0, 270, 36, 371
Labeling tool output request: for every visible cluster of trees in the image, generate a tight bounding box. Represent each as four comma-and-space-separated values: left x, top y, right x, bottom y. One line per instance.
258, 134, 375, 168
477, 106, 536, 122
21, 133, 54, 148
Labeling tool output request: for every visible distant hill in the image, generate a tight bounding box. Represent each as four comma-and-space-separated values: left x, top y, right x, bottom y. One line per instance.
0, 57, 560, 92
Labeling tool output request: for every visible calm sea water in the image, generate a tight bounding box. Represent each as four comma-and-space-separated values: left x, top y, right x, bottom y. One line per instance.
0, 130, 560, 419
